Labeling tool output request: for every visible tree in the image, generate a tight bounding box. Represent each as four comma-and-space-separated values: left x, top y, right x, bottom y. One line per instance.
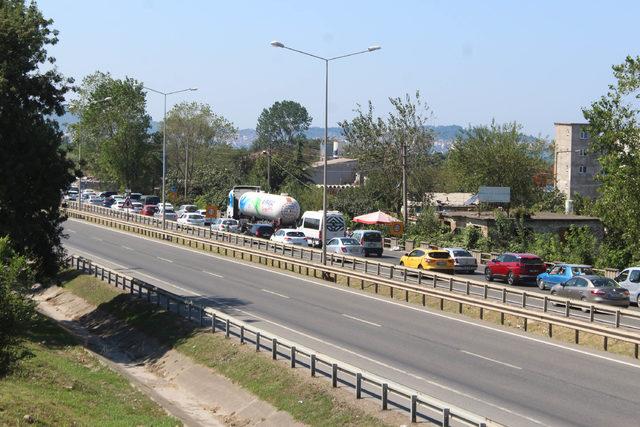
446, 121, 550, 207
164, 102, 237, 197
340, 92, 434, 215
0, 0, 75, 276
583, 55, 640, 263
69, 71, 155, 191
0, 237, 35, 375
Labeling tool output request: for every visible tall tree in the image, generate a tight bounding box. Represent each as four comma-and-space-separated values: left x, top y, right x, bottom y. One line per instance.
446, 121, 550, 207
69, 71, 155, 191
164, 102, 237, 197
340, 92, 434, 215
583, 55, 640, 263
0, 0, 75, 276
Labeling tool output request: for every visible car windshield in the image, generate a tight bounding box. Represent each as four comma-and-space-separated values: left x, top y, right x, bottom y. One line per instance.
223, 220, 237, 225
341, 238, 360, 245
520, 257, 543, 265
286, 231, 305, 237
258, 226, 273, 232
453, 250, 472, 257
429, 251, 450, 259
189, 214, 204, 219
573, 267, 594, 275
592, 278, 620, 288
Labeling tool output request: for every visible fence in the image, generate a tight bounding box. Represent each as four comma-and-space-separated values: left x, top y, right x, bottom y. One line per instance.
65, 255, 494, 427
65, 204, 640, 346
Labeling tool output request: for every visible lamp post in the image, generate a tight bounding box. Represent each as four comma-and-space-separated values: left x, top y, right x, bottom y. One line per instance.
144, 86, 198, 230
270, 40, 380, 265
77, 96, 112, 212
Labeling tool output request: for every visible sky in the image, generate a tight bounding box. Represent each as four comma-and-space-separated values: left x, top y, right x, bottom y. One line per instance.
39, 0, 640, 138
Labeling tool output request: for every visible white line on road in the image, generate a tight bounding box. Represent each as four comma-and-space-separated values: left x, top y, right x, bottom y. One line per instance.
67, 229, 76, 233
156, 257, 173, 263
342, 314, 381, 327
262, 289, 290, 299
91, 237, 103, 241
121, 245, 133, 251
461, 350, 522, 370
203, 270, 224, 278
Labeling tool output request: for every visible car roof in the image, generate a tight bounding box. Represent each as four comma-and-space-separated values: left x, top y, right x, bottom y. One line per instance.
573, 275, 608, 280
558, 264, 592, 268
424, 249, 449, 254
506, 252, 541, 258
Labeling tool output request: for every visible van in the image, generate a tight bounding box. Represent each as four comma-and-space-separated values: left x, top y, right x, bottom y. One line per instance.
297, 210, 346, 247
140, 195, 160, 206
351, 229, 383, 257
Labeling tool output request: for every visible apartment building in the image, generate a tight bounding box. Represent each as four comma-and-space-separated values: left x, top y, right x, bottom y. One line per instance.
554, 122, 601, 199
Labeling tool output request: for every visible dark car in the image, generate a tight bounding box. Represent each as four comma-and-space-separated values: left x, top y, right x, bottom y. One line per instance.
102, 197, 116, 208
550, 275, 630, 309
98, 191, 118, 198
245, 224, 274, 239
485, 252, 546, 285
140, 195, 160, 206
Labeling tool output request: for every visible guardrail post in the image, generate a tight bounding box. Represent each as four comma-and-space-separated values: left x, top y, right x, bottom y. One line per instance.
590, 307, 595, 322
255, 332, 261, 351
565, 301, 570, 317
465, 280, 470, 295
212, 313, 216, 333
522, 293, 527, 308
240, 326, 245, 344
272, 338, 277, 359
290, 346, 296, 368
543, 296, 548, 312
356, 373, 362, 398
389, 266, 394, 280
310, 354, 316, 377
449, 277, 454, 292
411, 395, 417, 423
501, 289, 507, 304
442, 407, 450, 427
364, 260, 368, 274
225, 318, 230, 338
615, 311, 621, 328
331, 363, 338, 387
381, 383, 388, 410
417, 270, 422, 285
377, 262, 381, 276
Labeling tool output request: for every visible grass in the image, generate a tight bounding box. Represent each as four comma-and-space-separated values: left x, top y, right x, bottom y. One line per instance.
0, 315, 178, 427
60, 272, 390, 427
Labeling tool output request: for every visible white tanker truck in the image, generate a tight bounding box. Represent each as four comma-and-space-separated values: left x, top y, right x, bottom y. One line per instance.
226, 186, 301, 226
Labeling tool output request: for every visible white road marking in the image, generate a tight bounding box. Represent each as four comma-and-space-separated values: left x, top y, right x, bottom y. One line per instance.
91, 237, 103, 242
156, 257, 173, 263
202, 270, 224, 278
262, 289, 290, 299
342, 313, 381, 327
121, 245, 133, 251
65, 232, 544, 425
461, 350, 522, 370
67, 229, 76, 233
66, 218, 640, 372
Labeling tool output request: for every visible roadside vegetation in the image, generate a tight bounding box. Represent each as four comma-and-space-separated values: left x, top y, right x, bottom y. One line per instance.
59, 272, 390, 427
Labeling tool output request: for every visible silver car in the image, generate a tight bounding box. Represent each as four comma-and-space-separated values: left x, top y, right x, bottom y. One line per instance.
550, 275, 630, 309
444, 247, 478, 274
615, 267, 640, 306
325, 237, 364, 257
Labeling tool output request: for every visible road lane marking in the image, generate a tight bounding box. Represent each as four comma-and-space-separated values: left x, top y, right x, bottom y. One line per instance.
121, 245, 133, 251
202, 270, 224, 278
262, 289, 289, 299
67, 229, 76, 233
65, 219, 640, 371
342, 314, 381, 327
461, 350, 522, 370
91, 237, 103, 242
157, 257, 173, 263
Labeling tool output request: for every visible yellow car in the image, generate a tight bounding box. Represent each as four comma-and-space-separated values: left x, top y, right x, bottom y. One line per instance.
399, 248, 454, 274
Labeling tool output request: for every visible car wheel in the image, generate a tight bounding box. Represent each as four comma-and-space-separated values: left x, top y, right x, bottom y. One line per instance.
484, 268, 493, 282
550, 290, 561, 306
507, 271, 516, 286
537, 279, 546, 290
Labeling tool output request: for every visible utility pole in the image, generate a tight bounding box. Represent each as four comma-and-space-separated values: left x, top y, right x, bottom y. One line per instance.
401, 135, 408, 231
184, 140, 188, 198
267, 142, 271, 192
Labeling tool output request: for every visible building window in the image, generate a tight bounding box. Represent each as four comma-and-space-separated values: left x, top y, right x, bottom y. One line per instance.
580, 130, 588, 140
578, 148, 587, 156
579, 165, 587, 173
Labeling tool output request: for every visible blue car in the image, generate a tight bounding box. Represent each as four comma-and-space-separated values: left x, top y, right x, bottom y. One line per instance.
536, 264, 594, 290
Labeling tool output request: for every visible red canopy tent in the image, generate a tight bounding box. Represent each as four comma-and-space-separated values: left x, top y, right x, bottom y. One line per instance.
352, 210, 400, 225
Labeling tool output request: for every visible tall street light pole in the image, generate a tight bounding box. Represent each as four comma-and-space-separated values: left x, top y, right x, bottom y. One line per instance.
144, 86, 198, 230
270, 41, 381, 265
77, 96, 112, 212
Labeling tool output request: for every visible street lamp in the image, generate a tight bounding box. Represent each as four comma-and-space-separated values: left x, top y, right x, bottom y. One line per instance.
144, 86, 198, 230
270, 40, 381, 265
77, 96, 112, 212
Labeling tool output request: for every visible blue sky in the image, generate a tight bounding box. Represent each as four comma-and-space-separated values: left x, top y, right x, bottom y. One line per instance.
40, 0, 639, 138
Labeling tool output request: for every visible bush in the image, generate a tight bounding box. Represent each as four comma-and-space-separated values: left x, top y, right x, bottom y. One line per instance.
0, 237, 36, 375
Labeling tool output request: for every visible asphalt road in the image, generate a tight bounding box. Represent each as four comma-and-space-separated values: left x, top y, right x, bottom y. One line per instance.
64, 219, 640, 427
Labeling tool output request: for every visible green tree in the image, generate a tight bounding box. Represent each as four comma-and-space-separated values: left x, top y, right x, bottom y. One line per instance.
0, 0, 75, 276
583, 55, 640, 263
69, 71, 155, 191
255, 100, 312, 164
164, 102, 237, 198
0, 237, 36, 375
446, 121, 550, 207
340, 92, 435, 215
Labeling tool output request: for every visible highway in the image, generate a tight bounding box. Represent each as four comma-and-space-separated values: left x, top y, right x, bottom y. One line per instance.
64, 218, 640, 427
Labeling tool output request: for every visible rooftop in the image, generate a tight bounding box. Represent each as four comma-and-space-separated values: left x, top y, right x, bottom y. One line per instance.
310, 157, 357, 168
554, 122, 589, 126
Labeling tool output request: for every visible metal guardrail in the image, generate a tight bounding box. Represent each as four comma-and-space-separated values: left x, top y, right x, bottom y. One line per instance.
65, 255, 494, 427
65, 203, 640, 344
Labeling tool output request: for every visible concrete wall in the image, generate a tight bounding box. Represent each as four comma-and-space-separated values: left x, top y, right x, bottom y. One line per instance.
308, 159, 358, 185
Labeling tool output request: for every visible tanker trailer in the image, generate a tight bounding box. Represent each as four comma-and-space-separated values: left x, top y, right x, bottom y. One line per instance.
237, 191, 301, 225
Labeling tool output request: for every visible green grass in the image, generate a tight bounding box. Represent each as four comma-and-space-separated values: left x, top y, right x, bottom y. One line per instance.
0, 315, 178, 427
62, 273, 390, 427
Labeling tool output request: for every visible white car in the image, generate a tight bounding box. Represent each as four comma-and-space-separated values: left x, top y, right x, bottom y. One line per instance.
127, 202, 143, 214
270, 229, 308, 246
211, 218, 239, 233
111, 201, 125, 211
325, 237, 365, 257
444, 247, 478, 274
178, 212, 206, 226
155, 207, 178, 221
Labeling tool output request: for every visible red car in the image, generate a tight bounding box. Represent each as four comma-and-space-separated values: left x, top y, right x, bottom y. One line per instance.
484, 252, 546, 285
141, 204, 157, 216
